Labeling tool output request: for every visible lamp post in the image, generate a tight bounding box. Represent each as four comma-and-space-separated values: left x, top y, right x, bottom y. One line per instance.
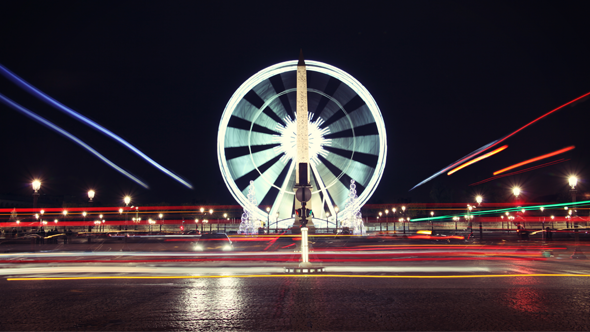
540, 206, 545, 240
159, 213, 163, 232
266, 207, 270, 234
401, 206, 406, 234
430, 211, 434, 232
379, 211, 383, 232
62, 210, 67, 231
476, 195, 483, 240
224, 213, 228, 233
209, 209, 213, 233
569, 176, 578, 233
392, 208, 396, 232
32, 180, 41, 208
124, 196, 131, 230
335, 206, 339, 231
40, 209, 44, 227
118, 208, 123, 231
385, 209, 389, 233
467, 204, 473, 236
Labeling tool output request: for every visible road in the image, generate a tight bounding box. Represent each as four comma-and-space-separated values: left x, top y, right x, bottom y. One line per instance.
3, 268, 590, 331
2, 235, 590, 330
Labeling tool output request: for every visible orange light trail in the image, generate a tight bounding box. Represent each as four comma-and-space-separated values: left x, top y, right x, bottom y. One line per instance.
470, 158, 568, 186
493, 146, 575, 175
447, 145, 508, 175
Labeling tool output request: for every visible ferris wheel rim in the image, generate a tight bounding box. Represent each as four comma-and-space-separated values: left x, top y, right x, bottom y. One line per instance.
217, 60, 387, 221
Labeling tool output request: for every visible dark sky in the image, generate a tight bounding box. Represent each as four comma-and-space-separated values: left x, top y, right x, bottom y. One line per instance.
1, 1, 589, 206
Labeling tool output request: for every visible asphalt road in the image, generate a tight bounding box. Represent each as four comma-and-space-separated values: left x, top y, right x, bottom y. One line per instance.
3, 235, 590, 331
3, 272, 590, 331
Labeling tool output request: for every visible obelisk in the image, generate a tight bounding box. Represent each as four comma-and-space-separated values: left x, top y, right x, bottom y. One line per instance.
293, 50, 315, 235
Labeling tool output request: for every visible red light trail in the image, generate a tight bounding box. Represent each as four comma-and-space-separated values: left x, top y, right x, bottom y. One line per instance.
411, 91, 590, 190
447, 145, 508, 175
470, 158, 569, 186
493, 146, 575, 175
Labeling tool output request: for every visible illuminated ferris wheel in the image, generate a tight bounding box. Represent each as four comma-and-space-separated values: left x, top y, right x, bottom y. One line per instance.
217, 60, 387, 226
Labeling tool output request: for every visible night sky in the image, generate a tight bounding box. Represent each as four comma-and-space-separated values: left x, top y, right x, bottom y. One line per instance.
1, 1, 590, 207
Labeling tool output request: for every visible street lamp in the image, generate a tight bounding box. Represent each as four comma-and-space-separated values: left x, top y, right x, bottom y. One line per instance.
88, 190, 95, 203
32, 180, 41, 208
401, 206, 406, 234
392, 207, 397, 232
539, 206, 546, 240
476, 195, 483, 205
430, 211, 434, 232
266, 207, 270, 234
335, 206, 339, 230
224, 213, 228, 233
124, 196, 131, 206
569, 175, 579, 230
512, 187, 521, 201
379, 211, 383, 232
209, 209, 213, 232
159, 213, 164, 232
385, 209, 389, 233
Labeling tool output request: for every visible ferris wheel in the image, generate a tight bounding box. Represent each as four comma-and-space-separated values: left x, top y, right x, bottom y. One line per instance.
217, 60, 387, 226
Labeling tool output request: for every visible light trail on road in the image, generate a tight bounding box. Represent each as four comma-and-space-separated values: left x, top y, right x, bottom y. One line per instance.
9, 273, 590, 281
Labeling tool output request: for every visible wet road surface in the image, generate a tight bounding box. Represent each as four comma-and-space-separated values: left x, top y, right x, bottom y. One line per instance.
3, 236, 590, 330
3, 273, 590, 331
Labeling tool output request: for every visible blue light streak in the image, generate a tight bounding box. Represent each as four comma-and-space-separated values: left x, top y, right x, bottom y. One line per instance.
410, 140, 499, 191
0, 93, 149, 189
0, 64, 193, 189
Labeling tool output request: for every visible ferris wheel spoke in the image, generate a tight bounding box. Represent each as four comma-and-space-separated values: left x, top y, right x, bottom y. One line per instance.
324, 123, 379, 139
235, 153, 284, 192
322, 153, 373, 188
322, 146, 378, 168
333, 105, 375, 129
269, 75, 295, 121
259, 159, 293, 207
310, 163, 337, 218
244, 90, 287, 127
318, 154, 368, 193
228, 116, 280, 135
330, 136, 381, 155
313, 162, 350, 210
270, 161, 296, 219
320, 95, 366, 129
248, 158, 291, 207
311, 77, 341, 122
225, 143, 280, 160
227, 147, 282, 184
